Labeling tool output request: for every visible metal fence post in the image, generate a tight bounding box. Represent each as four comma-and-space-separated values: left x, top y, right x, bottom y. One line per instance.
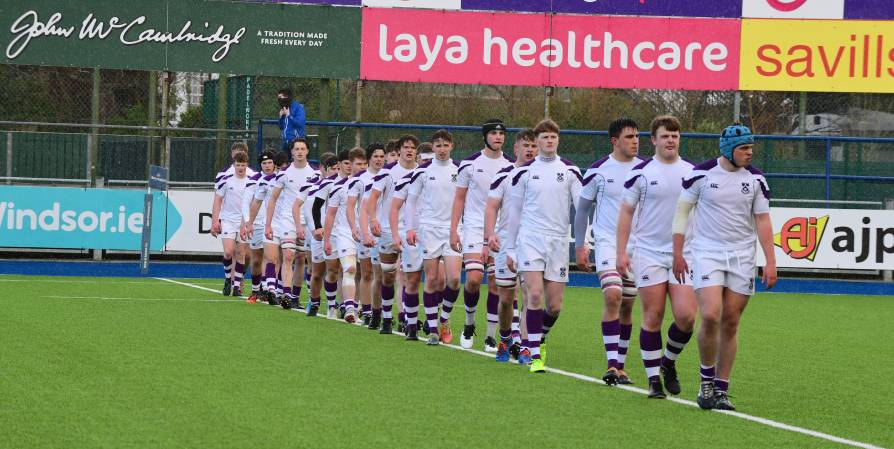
91, 68, 101, 186
886, 199, 894, 283
825, 137, 832, 201
5, 132, 12, 184
85, 134, 93, 184
354, 79, 363, 148
255, 120, 264, 170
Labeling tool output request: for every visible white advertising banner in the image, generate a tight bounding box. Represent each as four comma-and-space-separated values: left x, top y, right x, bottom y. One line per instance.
164, 190, 223, 253
362, 0, 460, 9
742, 0, 845, 19
760, 207, 894, 270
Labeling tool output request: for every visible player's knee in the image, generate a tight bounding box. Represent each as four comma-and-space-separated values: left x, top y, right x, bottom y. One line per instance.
380, 261, 398, 273
464, 259, 485, 274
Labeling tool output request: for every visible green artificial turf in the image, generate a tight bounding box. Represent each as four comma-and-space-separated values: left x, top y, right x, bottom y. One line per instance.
1, 275, 891, 449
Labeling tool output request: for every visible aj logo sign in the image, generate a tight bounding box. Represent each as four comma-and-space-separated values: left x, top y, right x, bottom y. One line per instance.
774, 215, 828, 261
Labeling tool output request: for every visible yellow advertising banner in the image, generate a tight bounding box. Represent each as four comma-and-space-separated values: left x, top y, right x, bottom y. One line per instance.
739, 19, 894, 93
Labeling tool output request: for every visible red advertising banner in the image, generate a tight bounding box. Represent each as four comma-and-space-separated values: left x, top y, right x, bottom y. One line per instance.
360, 8, 741, 90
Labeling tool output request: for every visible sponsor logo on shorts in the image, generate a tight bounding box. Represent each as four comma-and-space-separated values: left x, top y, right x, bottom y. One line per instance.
749, 278, 755, 290
532, 175, 540, 180
641, 274, 650, 281
476, 169, 484, 173
701, 275, 710, 281
601, 260, 609, 265
429, 176, 436, 181
559, 267, 566, 278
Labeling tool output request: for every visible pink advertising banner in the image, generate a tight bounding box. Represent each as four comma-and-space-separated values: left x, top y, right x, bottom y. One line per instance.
360, 8, 741, 90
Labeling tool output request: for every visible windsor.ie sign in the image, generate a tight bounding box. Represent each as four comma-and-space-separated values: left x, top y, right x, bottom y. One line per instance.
0, 0, 361, 78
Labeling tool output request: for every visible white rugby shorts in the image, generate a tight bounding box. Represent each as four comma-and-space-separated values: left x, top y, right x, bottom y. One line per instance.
516, 232, 569, 283
632, 247, 694, 288
692, 247, 757, 296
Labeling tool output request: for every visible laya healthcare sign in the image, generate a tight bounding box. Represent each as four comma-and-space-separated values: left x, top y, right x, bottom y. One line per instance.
0, 186, 177, 251
761, 208, 894, 270
361, 8, 740, 90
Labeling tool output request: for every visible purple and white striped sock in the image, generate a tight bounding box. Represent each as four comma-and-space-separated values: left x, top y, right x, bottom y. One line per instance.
618, 323, 633, 370
282, 286, 292, 299
701, 364, 716, 383
381, 284, 395, 319
499, 328, 512, 343
463, 287, 478, 326
526, 308, 544, 360
440, 287, 459, 323
264, 263, 277, 292
293, 285, 302, 302
511, 298, 521, 343
222, 258, 233, 279
251, 274, 262, 292
233, 263, 244, 288
343, 299, 357, 314
661, 322, 693, 368
403, 289, 419, 331
486, 290, 499, 338
324, 280, 338, 309
423, 291, 439, 334
310, 296, 321, 307
601, 320, 621, 370
399, 288, 407, 324
640, 329, 663, 381
361, 303, 372, 317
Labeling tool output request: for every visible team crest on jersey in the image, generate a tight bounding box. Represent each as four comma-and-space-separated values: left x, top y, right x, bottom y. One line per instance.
556, 172, 564, 182
451, 174, 458, 182
476, 169, 484, 173
741, 182, 751, 194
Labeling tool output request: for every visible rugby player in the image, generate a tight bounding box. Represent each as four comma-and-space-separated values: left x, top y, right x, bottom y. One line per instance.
241, 151, 278, 303
574, 118, 643, 385
616, 115, 697, 398
484, 128, 538, 362
211, 151, 251, 297
673, 124, 776, 410
247, 151, 289, 305
323, 147, 368, 323
264, 138, 318, 309
506, 119, 582, 373
450, 119, 514, 351
366, 136, 418, 334
350, 143, 387, 328
391, 130, 461, 344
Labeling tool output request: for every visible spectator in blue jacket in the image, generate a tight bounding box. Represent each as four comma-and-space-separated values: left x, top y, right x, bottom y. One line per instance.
278, 88, 306, 153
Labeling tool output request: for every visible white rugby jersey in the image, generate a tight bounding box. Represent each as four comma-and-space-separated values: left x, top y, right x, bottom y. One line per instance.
622, 157, 694, 252
371, 161, 416, 227
302, 174, 338, 230
679, 158, 771, 251
397, 159, 458, 229
486, 165, 518, 239
272, 163, 318, 228
253, 172, 278, 218
455, 150, 514, 230
242, 172, 266, 226
348, 169, 376, 235
326, 177, 354, 237
580, 154, 644, 242
215, 173, 249, 223
509, 155, 583, 240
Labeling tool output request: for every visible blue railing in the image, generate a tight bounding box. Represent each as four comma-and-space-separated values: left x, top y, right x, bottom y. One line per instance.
258, 119, 894, 203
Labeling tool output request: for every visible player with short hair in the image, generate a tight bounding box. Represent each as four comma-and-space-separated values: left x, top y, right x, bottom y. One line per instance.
450, 119, 514, 351
366, 136, 419, 334
485, 128, 538, 362
673, 123, 776, 411
247, 151, 289, 305
241, 151, 278, 303
211, 151, 251, 297
264, 138, 318, 309
313, 150, 352, 318
615, 115, 697, 399
350, 143, 387, 328
506, 119, 582, 373
574, 117, 643, 385
292, 152, 339, 317
323, 147, 368, 323
391, 130, 462, 344
213, 142, 256, 296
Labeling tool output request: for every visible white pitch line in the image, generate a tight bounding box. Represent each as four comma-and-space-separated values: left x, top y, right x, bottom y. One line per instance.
42, 295, 243, 303
154, 277, 221, 294
162, 278, 885, 449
